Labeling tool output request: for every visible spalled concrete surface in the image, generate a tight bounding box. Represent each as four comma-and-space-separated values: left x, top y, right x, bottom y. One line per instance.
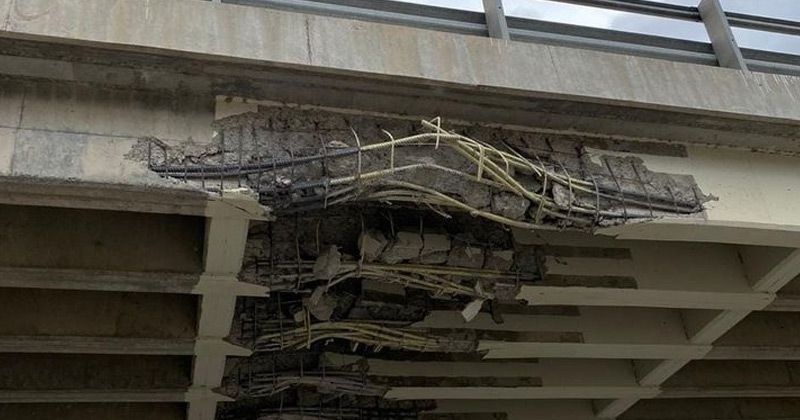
598, 145, 800, 246
1, 0, 799, 127
0, 79, 213, 186
620, 399, 800, 420
0, 2, 798, 418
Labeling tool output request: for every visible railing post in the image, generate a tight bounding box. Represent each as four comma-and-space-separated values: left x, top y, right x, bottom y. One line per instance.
698, 0, 748, 70
482, 0, 510, 40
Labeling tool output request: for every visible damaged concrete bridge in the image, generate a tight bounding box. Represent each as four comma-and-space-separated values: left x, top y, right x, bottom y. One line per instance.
0, 0, 800, 419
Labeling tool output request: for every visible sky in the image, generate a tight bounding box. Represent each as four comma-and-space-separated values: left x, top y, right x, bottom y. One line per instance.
397, 0, 800, 55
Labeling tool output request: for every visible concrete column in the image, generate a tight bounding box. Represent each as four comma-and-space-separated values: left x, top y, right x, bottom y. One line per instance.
186, 193, 269, 420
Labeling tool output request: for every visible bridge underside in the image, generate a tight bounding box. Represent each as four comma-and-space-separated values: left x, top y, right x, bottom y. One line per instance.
1, 1, 800, 419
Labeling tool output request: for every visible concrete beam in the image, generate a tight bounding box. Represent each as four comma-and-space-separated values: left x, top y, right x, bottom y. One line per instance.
0, 267, 264, 295
596, 147, 800, 247
706, 346, 800, 360
414, 309, 708, 360
620, 398, 800, 420
0, 177, 208, 216
598, 245, 800, 418
0, 387, 231, 403
0, 336, 250, 356
660, 386, 800, 399
2, 0, 799, 128
432, 400, 598, 420
326, 354, 658, 400
519, 240, 771, 310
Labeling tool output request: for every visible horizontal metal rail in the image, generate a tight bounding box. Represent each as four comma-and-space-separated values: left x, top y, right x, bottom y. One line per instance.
224, 0, 487, 36
726, 12, 800, 36
544, 0, 701, 21
219, 0, 800, 77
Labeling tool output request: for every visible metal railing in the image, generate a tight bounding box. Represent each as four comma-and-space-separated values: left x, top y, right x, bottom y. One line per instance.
217, 0, 800, 77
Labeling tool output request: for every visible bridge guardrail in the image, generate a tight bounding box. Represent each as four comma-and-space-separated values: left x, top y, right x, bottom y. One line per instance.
214, 0, 800, 77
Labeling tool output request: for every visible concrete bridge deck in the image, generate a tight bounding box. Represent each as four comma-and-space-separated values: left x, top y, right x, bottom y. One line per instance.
0, 0, 799, 419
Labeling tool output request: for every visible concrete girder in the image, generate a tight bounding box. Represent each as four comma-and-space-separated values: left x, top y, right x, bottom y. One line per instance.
415, 309, 706, 360
595, 147, 800, 248
598, 245, 800, 418
431, 400, 598, 420
0, 267, 266, 296
325, 353, 658, 400
519, 239, 772, 311
0, 387, 231, 404
0, 336, 250, 356
2, 0, 799, 129
0, 177, 209, 217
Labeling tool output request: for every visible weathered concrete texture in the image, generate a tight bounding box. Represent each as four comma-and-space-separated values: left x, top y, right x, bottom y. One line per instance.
165, 106, 704, 229
0, 40, 795, 155
598, 145, 800, 247
621, 399, 800, 420
0, 403, 186, 420
714, 311, 800, 347
0, 204, 204, 272
433, 400, 597, 420
0, 354, 191, 389
0, 79, 212, 186
2, 0, 799, 127
664, 360, 800, 387
0, 289, 197, 338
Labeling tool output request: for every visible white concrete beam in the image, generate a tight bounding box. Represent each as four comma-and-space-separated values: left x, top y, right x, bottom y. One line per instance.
0, 388, 232, 403
0, 267, 266, 295
414, 309, 708, 360
519, 241, 771, 310
598, 244, 800, 418
660, 386, 800, 399
0, 177, 208, 216
596, 147, 800, 247
706, 346, 800, 360
0, 336, 251, 356
431, 400, 598, 420
326, 354, 658, 400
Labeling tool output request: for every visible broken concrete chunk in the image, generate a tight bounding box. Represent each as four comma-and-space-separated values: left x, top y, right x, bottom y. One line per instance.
484, 249, 515, 271
491, 192, 530, 220
461, 299, 485, 323
292, 310, 306, 323
313, 245, 341, 280
414, 251, 448, 265
552, 183, 575, 210
492, 282, 522, 301
447, 246, 485, 269
420, 233, 451, 257
306, 286, 337, 321
380, 232, 423, 264
359, 230, 388, 263
514, 248, 538, 274
362, 280, 406, 297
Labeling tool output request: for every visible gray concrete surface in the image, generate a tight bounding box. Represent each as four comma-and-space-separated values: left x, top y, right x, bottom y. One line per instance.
1, 0, 799, 126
